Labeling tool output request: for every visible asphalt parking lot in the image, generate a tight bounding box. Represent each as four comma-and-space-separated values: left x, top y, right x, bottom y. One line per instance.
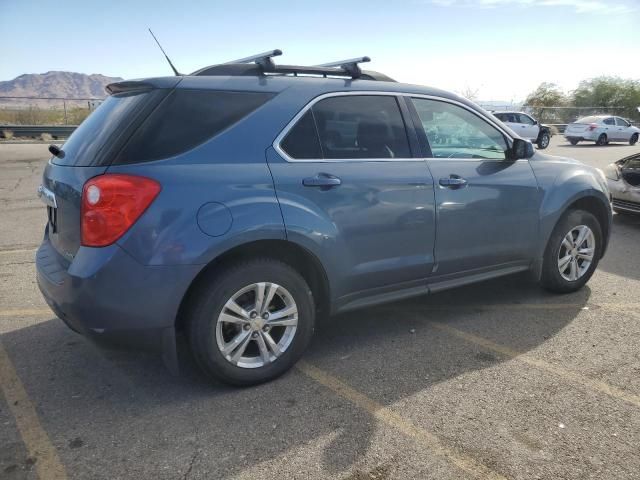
1, 136, 639, 480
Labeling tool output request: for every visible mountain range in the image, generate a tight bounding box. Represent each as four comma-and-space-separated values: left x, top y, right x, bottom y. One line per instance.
0, 71, 123, 104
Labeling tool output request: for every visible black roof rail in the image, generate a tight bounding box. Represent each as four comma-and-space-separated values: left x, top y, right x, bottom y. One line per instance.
190, 50, 394, 82
314, 57, 370, 78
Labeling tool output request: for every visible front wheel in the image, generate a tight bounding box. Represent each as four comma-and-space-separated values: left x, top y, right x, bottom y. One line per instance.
630, 133, 639, 146
540, 209, 602, 293
187, 259, 315, 386
537, 132, 550, 149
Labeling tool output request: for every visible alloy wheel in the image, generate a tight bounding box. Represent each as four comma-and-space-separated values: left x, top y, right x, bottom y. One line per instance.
557, 225, 596, 281
216, 282, 298, 368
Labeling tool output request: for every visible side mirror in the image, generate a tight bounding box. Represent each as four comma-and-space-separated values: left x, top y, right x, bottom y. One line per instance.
510, 138, 535, 160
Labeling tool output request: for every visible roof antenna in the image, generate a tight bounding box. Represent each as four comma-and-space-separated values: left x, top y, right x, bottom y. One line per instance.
148, 28, 182, 76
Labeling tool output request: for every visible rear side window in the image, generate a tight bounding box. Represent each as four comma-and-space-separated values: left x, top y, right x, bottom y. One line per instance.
280, 110, 322, 159
114, 90, 274, 164
54, 90, 152, 166
280, 95, 411, 160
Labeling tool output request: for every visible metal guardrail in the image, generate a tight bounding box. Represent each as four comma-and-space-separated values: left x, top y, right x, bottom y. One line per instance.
0, 125, 77, 139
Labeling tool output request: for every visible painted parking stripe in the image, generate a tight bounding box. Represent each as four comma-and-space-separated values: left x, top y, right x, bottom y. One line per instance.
0, 309, 52, 318
0, 247, 38, 255
0, 341, 67, 480
429, 321, 640, 408
297, 361, 508, 480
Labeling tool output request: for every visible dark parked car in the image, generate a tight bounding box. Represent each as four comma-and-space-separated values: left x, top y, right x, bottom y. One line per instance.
36, 52, 612, 386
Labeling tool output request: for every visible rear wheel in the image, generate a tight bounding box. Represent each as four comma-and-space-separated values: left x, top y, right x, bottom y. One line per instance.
596, 134, 607, 146
569, 139, 579, 146
630, 133, 639, 146
187, 258, 315, 386
540, 209, 602, 293
537, 132, 550, 149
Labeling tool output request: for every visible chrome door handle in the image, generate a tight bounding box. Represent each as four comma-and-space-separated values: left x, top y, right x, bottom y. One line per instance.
439, 176, 468, 188
303, 173, 342, 188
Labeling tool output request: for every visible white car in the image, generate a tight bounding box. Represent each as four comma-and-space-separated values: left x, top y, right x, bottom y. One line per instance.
492, 111, 552, 149
564, 115, 639, 146
605, 153, 640, 214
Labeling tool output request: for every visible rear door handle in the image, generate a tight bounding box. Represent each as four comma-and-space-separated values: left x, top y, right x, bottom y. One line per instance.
439, 175, 468, 188
303, 173, 342, 188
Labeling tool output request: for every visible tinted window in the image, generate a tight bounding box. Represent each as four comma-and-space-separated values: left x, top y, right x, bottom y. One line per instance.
115, 90, 274, 164
54, 90, 152, 166
412, 98, 508, 160
312, 95, 411, 159
280, 110, 322, 159
616, 117, 630, 127
603, 117, 615, 126
518, 114, 535, 125
493, 113, 506, 121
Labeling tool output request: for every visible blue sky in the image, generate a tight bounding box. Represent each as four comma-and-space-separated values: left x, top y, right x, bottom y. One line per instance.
2, 0, 638, 101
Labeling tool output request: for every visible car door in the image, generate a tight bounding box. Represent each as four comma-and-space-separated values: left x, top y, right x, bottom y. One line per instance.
408, 96, 540, 278
615, 117, 631, 141
267, 93, 436, 302
603, 117, 616, 139
517, 113, 539, 141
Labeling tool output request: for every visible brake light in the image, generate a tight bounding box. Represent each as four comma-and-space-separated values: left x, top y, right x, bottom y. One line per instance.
587, 123, 598, 131
81, 174, 161, 247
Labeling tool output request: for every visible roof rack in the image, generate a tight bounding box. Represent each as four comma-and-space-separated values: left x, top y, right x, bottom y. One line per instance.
314, 57, 371, 78
190, 50, 394, 82
223, 49, 282, 72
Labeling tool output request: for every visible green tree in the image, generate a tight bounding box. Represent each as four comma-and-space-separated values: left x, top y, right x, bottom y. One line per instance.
524, 83, 568, 123
571, 77, 640, 122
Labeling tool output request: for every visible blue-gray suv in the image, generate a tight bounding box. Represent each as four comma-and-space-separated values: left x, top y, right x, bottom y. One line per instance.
36, 52, 612, 385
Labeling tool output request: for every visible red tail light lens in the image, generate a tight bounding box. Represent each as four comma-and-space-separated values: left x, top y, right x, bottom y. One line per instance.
587, 123, 598, 131
81, 174, 161, 247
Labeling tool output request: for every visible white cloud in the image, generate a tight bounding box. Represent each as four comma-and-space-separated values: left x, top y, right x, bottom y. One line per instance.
427, 0, 638, 14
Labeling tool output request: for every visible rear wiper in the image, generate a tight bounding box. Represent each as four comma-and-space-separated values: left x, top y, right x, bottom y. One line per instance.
48, 144, 65, 159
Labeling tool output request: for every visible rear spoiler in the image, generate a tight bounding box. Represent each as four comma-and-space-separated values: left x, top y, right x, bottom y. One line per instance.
105, 77, 182, 95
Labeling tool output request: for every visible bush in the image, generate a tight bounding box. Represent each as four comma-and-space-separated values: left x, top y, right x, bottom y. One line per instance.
40, 133, 53, 142
2, 130, 14, 139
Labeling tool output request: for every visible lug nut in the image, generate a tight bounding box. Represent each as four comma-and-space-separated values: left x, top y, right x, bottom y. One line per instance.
263, 325, 270, 332
262, 312, 269, 320
243, 324, 251, 331
252, 332, 259, 338
250, 311, 257, 319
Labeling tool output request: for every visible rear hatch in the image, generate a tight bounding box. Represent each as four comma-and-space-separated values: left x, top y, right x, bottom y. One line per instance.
41, 80, 176, 260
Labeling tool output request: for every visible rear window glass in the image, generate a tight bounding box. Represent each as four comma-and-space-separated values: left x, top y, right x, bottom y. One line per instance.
280, 110, 322, 159
54, 91, 150, 166
114, 90, 275, 164
576, 116, 600, 124
280, 95, 411, 160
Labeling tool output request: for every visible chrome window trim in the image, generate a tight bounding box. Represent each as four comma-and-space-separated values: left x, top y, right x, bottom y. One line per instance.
273, 91, 516, 163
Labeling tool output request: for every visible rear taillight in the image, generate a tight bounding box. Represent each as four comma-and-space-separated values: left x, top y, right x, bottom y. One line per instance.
587, 123, 598, 131
81, 174, 160, 247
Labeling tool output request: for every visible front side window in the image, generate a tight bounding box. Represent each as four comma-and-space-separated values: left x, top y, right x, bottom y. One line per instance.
280, 95, 411, 160
616, 117, 630, 127
517, 114, 535, 125
412, 98, 508, 160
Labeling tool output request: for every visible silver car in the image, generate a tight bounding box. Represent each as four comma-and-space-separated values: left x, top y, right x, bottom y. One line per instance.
565, 115, 639, 146
605, 153, 640, 214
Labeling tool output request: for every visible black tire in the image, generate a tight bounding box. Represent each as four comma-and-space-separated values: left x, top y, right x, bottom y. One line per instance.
630, 133, 639, 146
569, 139, 579, 146
187, 258, 315, 386
596, 134, 607, 146
540, 209, 602, 294
537, 132, 550, 149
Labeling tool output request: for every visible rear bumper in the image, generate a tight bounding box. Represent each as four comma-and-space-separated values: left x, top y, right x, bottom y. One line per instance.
608, 179, 640, 214
36, 235, 200, 355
